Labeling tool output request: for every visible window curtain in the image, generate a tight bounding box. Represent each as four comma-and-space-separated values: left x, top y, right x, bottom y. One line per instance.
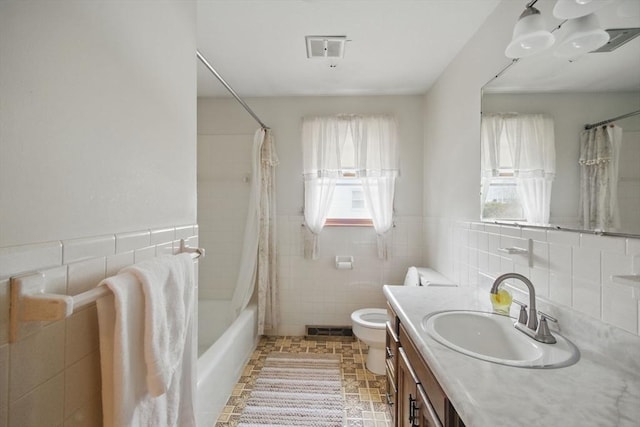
480, 114, 505, 210
578, 124, 622, 231
231, 128, 279, 334
350, 115, 399, 259
502, 114, 556, 225
302, 116, 349, 259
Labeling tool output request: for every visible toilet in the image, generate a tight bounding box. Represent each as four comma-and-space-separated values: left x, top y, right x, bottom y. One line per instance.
350, 308, 389, 375
351, 267, 456, 375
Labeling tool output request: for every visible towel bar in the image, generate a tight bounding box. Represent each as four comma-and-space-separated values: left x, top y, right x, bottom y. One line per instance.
9, 239, 204, 342
497, 238, 533, 268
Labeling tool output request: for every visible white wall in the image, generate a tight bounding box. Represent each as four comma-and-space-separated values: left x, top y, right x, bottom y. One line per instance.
198, 95, 424, 334
0, 2, 197, 247
422, 1, 523, 277
423, 0, 640, 336
0, 3, 197, 426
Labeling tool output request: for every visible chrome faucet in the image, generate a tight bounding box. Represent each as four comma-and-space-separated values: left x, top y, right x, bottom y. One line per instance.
491, 273, 558, 343
491, 273, 538, 331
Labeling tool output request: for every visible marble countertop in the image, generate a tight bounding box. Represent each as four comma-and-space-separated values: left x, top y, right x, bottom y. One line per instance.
383, 285, 640, 427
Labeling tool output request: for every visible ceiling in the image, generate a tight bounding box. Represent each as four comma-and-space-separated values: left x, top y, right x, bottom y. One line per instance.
196, 0, 501, 98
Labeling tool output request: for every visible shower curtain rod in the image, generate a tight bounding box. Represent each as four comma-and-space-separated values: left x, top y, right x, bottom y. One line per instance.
196, 50, 269, 130
584, 109, 640, 130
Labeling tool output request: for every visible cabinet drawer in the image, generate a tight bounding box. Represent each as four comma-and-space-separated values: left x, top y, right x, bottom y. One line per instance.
399, 324, 446, 423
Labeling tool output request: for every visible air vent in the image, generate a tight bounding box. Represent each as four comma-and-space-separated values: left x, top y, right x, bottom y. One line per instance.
305, 325, 354, 340
305, 36, 347, 58
592, 28, 640, 53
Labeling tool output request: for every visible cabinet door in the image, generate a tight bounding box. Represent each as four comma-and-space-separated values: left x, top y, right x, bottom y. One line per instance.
416, 384, 443, 427
397, 347, 420, 427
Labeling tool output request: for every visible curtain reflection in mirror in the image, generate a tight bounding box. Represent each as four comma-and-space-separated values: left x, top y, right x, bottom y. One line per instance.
578, 124, 622, 231
481, 113, 556, 225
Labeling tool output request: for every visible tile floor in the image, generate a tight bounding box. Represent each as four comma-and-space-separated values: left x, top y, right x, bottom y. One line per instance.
214, 336, 392, 427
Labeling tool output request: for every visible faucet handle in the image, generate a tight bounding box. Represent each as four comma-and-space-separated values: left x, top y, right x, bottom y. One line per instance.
535, 311, 557, 344
513, 299, 528, 325
538, 311, 558, 324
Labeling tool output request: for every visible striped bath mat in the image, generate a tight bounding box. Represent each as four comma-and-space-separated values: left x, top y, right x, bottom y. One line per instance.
238, 353, 344, 426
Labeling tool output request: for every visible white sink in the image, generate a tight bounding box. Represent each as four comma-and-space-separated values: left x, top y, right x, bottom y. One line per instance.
421, 310, 579, 368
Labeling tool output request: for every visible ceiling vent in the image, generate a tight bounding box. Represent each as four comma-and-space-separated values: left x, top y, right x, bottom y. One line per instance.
592, 28, 640, 53
305, 36, 347, 58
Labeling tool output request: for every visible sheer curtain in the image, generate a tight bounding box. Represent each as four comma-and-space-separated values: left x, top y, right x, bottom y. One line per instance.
503, 114, 555, 224
579, 124, 622, 231
302, 116, 349, 259
480, 114, 504, 209
351, 115, 399, 259
231, 128, 279, 334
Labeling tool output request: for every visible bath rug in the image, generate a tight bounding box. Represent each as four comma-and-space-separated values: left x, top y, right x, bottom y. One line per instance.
237, 353, 344, 426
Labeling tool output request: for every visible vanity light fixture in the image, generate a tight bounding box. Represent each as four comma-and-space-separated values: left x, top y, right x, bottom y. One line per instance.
506, 0, 615, 59
553, 13, 610, 58
553, 0, 614, 20
505, 1, 555, 59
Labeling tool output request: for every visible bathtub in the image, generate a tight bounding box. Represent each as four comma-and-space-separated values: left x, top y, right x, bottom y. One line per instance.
196, 300, 259, 426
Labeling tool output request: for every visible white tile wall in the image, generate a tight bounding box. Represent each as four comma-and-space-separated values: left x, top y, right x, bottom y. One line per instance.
277, 215, 423, 335
62, 236, 115, 264
0, 224, 198, 427
9, 374, 65, 427
452, 221, 640, 336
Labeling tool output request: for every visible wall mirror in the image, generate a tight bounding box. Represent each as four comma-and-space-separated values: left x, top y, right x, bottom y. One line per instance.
481, 0, 640, 236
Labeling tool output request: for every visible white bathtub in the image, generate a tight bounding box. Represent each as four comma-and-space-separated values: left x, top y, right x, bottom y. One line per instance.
196, 300, 259, 427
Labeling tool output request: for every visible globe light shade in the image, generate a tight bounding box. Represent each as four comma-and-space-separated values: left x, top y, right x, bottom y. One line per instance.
505, 7, 556, 59
554, 13, 610, 59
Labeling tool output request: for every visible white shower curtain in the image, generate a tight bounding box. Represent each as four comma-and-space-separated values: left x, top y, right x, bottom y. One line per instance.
579, 124, 622, 231
231, 128, 279, 334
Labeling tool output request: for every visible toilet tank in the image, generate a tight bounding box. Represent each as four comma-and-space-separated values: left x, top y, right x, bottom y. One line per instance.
403, 267, 456, 287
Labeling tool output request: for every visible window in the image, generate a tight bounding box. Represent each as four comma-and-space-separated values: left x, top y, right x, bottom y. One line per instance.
481, 129, 524, 221
481, 113, 555, 224
302, 114, 399, 259
324, 134, 373, 226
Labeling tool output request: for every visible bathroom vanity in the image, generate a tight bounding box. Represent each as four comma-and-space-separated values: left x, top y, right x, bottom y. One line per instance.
386, 301, 465, 427
383, 285, 640, 427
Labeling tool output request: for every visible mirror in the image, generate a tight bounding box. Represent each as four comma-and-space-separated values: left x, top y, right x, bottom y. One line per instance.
481, 0, 640, 235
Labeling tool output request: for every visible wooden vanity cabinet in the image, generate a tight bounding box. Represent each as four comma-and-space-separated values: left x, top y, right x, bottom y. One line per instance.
386, 302, 465, 427
385, 302, 400, 425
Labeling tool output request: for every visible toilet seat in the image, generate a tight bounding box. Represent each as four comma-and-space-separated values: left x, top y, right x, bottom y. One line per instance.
351, 308, 387, 330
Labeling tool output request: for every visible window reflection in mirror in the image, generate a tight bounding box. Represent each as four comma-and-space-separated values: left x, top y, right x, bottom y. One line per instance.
480, 0, 640, 236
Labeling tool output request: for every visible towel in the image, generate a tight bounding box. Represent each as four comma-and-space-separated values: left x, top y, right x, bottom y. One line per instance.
96, 253, 196, 427
416, 267, 457, 287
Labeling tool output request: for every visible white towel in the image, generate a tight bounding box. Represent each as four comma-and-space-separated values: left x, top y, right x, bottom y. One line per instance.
96, 253, 196, 427
416, 267, 457, 287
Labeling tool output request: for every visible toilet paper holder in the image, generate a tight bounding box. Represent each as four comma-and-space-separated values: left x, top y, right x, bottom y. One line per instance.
335, 256, 354, 270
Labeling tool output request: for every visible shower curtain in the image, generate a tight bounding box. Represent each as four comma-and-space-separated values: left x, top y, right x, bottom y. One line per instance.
579, 124, 622, 231
231, 128, 279, 334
